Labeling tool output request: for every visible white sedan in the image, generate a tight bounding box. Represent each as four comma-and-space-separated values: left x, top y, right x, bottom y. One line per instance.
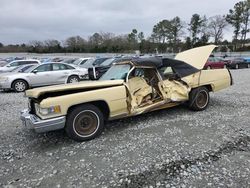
0, 62, 88, 92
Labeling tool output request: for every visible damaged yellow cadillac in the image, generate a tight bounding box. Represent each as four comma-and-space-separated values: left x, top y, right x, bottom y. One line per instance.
21, 45, 233, 141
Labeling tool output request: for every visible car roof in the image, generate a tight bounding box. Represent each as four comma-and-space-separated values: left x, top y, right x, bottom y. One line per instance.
117, 57, 199, 78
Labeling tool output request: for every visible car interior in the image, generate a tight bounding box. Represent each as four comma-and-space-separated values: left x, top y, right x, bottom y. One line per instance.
127, 67, 163, 108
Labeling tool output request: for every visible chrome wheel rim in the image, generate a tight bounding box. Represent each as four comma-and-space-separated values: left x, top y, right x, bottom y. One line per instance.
196, 90, 208, 109
15, 81, 26, 92
73, 110, 100, 137
69, 77, 79, 83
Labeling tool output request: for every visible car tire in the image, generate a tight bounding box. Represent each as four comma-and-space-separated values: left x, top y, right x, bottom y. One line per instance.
65, 104, 105, 141
188, 87, 210, 111
247, 64, 250, 68
207, 66, 211, 70
223, 65, 227, 69
12, 80, 28, 92
67, 75, 80, 83
235, 64, 239, 69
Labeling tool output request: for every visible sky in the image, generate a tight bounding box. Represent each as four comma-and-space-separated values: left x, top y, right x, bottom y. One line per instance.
0, 0, 241, 45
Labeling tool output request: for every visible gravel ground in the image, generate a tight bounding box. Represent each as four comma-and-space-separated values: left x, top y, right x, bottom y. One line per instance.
0, 69, 249, 188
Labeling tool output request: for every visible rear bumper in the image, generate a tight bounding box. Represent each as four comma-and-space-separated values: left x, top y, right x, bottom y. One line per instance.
20, 109, 66, 133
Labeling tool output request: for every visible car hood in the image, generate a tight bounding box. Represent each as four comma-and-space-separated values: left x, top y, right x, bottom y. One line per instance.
25, 79, 124, 98
175, 45, 217, 70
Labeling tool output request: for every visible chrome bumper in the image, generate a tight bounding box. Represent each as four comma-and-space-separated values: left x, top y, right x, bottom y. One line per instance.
20, 109, 66, 133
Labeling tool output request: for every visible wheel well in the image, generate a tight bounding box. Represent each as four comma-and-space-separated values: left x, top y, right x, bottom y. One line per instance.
11, 79, 29, 89
192, 85, 213, 92
67, 100, 110, 120
68, 75, 79, 79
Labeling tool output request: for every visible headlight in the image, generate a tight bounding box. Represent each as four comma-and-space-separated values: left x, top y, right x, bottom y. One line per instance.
36, 105, 61, 115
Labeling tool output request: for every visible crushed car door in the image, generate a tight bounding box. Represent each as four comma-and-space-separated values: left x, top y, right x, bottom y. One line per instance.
126, 68, 165, 114
158, 66, 191, 102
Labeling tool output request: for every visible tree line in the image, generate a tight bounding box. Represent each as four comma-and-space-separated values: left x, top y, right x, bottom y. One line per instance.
0, 0, 249, 53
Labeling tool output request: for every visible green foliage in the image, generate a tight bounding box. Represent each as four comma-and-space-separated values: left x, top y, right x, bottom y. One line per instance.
188, 14, 207, 47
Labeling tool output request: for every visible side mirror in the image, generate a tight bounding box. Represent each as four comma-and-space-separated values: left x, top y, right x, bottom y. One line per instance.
32, 70, 38, 74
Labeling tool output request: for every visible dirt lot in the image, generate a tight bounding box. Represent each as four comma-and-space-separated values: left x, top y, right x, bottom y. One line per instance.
0, 69, 249, 188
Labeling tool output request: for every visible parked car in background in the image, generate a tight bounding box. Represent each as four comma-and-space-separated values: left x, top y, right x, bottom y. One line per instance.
204, 57, 227, 69
88, 57, 134, 80
0, 62, 88, 92
69, 58, 93, 66
0, 60, 8, 67
88, 58, 115, 80
0, 64, 37, 75
79, 58, 96, 68
243, 57, 250, 68
225, 57, 249, 69
5, 57, 25, 63
40, 58, 53, 63
81, 57, 110, 79
52, 57, 64, 62
0, 59, 41, 73
62, 58, 78, 65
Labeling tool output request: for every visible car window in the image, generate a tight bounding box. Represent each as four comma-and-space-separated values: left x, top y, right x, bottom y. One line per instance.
19, 65, 35, 72
65, 64, 75, 69
53, 64, 63, 71
80, 59, 88, 65
159, 66, 174, 78
100, 64, 131, 80
34, 64, 52, 72
9, 62, 19, 67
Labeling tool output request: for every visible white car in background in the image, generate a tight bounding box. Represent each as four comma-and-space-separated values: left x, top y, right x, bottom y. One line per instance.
0, 59, 41, 73
71, 57, 94, 66
0, 62, 88, 92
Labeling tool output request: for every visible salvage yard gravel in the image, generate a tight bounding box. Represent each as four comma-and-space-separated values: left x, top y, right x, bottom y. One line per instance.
0, 69, 249, 188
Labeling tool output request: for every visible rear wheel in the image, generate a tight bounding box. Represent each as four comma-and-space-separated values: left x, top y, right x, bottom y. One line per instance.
65, 104, 104, 141
12, 80, 28, 92
67, 75, 80, 83
188, 87, 210, 111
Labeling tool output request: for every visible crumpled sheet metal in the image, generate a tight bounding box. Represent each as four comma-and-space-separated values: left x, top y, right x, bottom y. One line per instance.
160, 80, 191, 102
128, 77, 152, 108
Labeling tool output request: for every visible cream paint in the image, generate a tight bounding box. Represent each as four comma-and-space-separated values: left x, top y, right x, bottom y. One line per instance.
175, 45, 217, 70
25, 79, 124, 98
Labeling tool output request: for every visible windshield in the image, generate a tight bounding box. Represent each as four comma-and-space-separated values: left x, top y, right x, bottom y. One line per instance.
72, 58, 83, 65
93, 58, 109, 66
100, 64, 131, 80
0, 61, 8, 67
100, 58, 115, 66
80, 59, 95, 68
23, 65, 38, 73
63, 58, 77, 64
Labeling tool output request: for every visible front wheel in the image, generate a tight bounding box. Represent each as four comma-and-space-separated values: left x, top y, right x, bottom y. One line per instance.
207, 66, 211, 70
12, 80, 28, 92
188, 87, 210, 111
65, 104, 104, 141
